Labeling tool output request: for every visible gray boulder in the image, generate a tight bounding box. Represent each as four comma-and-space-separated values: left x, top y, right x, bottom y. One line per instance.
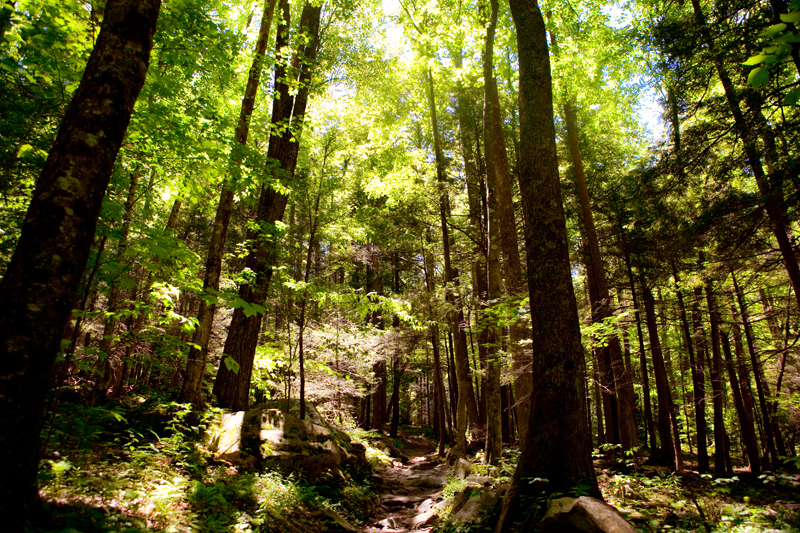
208, 401, 367, 482
539, 497, 638, 533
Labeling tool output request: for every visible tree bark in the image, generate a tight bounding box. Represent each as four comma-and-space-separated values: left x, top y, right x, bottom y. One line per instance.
496, 0, 599, 528
563, 96, 638, 453
721, 330, 761, 473
701, 256, 729, 475
213, 1, 321, 410
691, 285, 711, 472
482, 0, 530, 446
180, 0, 278, 407
0, 0, 160, 523
731, 268, 779, 469
424, 234, 448, 456
425, 69, 479, 457
642, 281, 683, 470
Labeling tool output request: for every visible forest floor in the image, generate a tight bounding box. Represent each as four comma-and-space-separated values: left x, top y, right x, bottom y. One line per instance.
363, 432, 445, 532
28, 394, 800, 533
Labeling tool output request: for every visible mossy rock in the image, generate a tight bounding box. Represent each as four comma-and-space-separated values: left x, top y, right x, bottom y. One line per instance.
209, 402, 368, 482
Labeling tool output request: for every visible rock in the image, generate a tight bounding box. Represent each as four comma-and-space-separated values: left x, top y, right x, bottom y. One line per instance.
315, 508, 359, 532
417, 498, 436, 514
539, 497, 638, 533
399, 474, 447, 488
465, 475, 494, 487
445, 489, 499, 526
456, 458, 471, 479
410, 505, 441, 528
208, 401, 368, 482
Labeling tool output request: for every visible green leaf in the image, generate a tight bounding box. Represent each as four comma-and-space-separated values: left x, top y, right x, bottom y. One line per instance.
781, 11, 800, 23
17, 144, 33, 158
742, 54, 770, 65
747, 67, 770, 88
223, 355, 240, 374
761, 23, 787, 38
783, 87, 800, 105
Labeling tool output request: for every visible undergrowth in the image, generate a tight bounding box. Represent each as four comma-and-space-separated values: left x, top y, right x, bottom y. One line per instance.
31, 390, 373, 533
434, 446, 800, 533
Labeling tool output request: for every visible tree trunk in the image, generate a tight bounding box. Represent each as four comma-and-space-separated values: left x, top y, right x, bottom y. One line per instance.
701, 257, 729, 475
96, 169, 140, 398
0, 0, 160, 523
731, 268, 779, 468
759, 287, 790, 457
496, 0, 599, 528
562, 94, 638, 454
213, 1, 321, 410
691, 285, 711, 472
425, 69, 479, 456
180, 0, 278, 407
482, 0, 531, 446
642, 281, 683, 471
423, 234, 448, 455
721, 330, 761, 473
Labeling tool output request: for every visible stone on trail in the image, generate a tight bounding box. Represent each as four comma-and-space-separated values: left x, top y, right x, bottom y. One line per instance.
208, 400, 367, 482
445, 488, 500, 527
455, 457, 471, 479
539, 496, 638, 533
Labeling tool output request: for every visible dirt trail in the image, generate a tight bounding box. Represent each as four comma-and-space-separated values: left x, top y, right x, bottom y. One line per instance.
364, 435, 447, 532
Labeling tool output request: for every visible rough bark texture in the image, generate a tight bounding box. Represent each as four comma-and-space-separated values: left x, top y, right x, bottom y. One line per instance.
0, 0, 160, 523
425, 69, 479, 456
643, 283, 683, 470
483, 0, 530, 446
691, 286, 711, 472
496, 0, 599, 529
213, 1, 321, 410
563, 98, 638, 453
180, 0, 278, 407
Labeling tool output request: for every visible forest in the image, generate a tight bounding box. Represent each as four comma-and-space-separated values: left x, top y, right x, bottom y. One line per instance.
1, 0, 800, 531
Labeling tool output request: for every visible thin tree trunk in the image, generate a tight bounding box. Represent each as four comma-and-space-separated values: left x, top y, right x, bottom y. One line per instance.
691, 285, 711, 472
562, 95, 638, 453
425, 69, 479, 457
213, 1, 321, 410
423, 235, 448, 456
721, 331, 761, 473
702, 260, 729, 475
731, 268, 779, 469
180, 0, 278, 407
642, 281, 683, 471
96, 169, 141, 398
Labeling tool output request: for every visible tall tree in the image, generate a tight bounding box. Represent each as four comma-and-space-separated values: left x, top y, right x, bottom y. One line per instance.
496, 0, 599, 528
425, 68, 480, 456
180, 0, 278, 407
551, 23, 638, 453
0, 0, 160, 523
213, 1, 322, 411
482, 0, 531, 446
